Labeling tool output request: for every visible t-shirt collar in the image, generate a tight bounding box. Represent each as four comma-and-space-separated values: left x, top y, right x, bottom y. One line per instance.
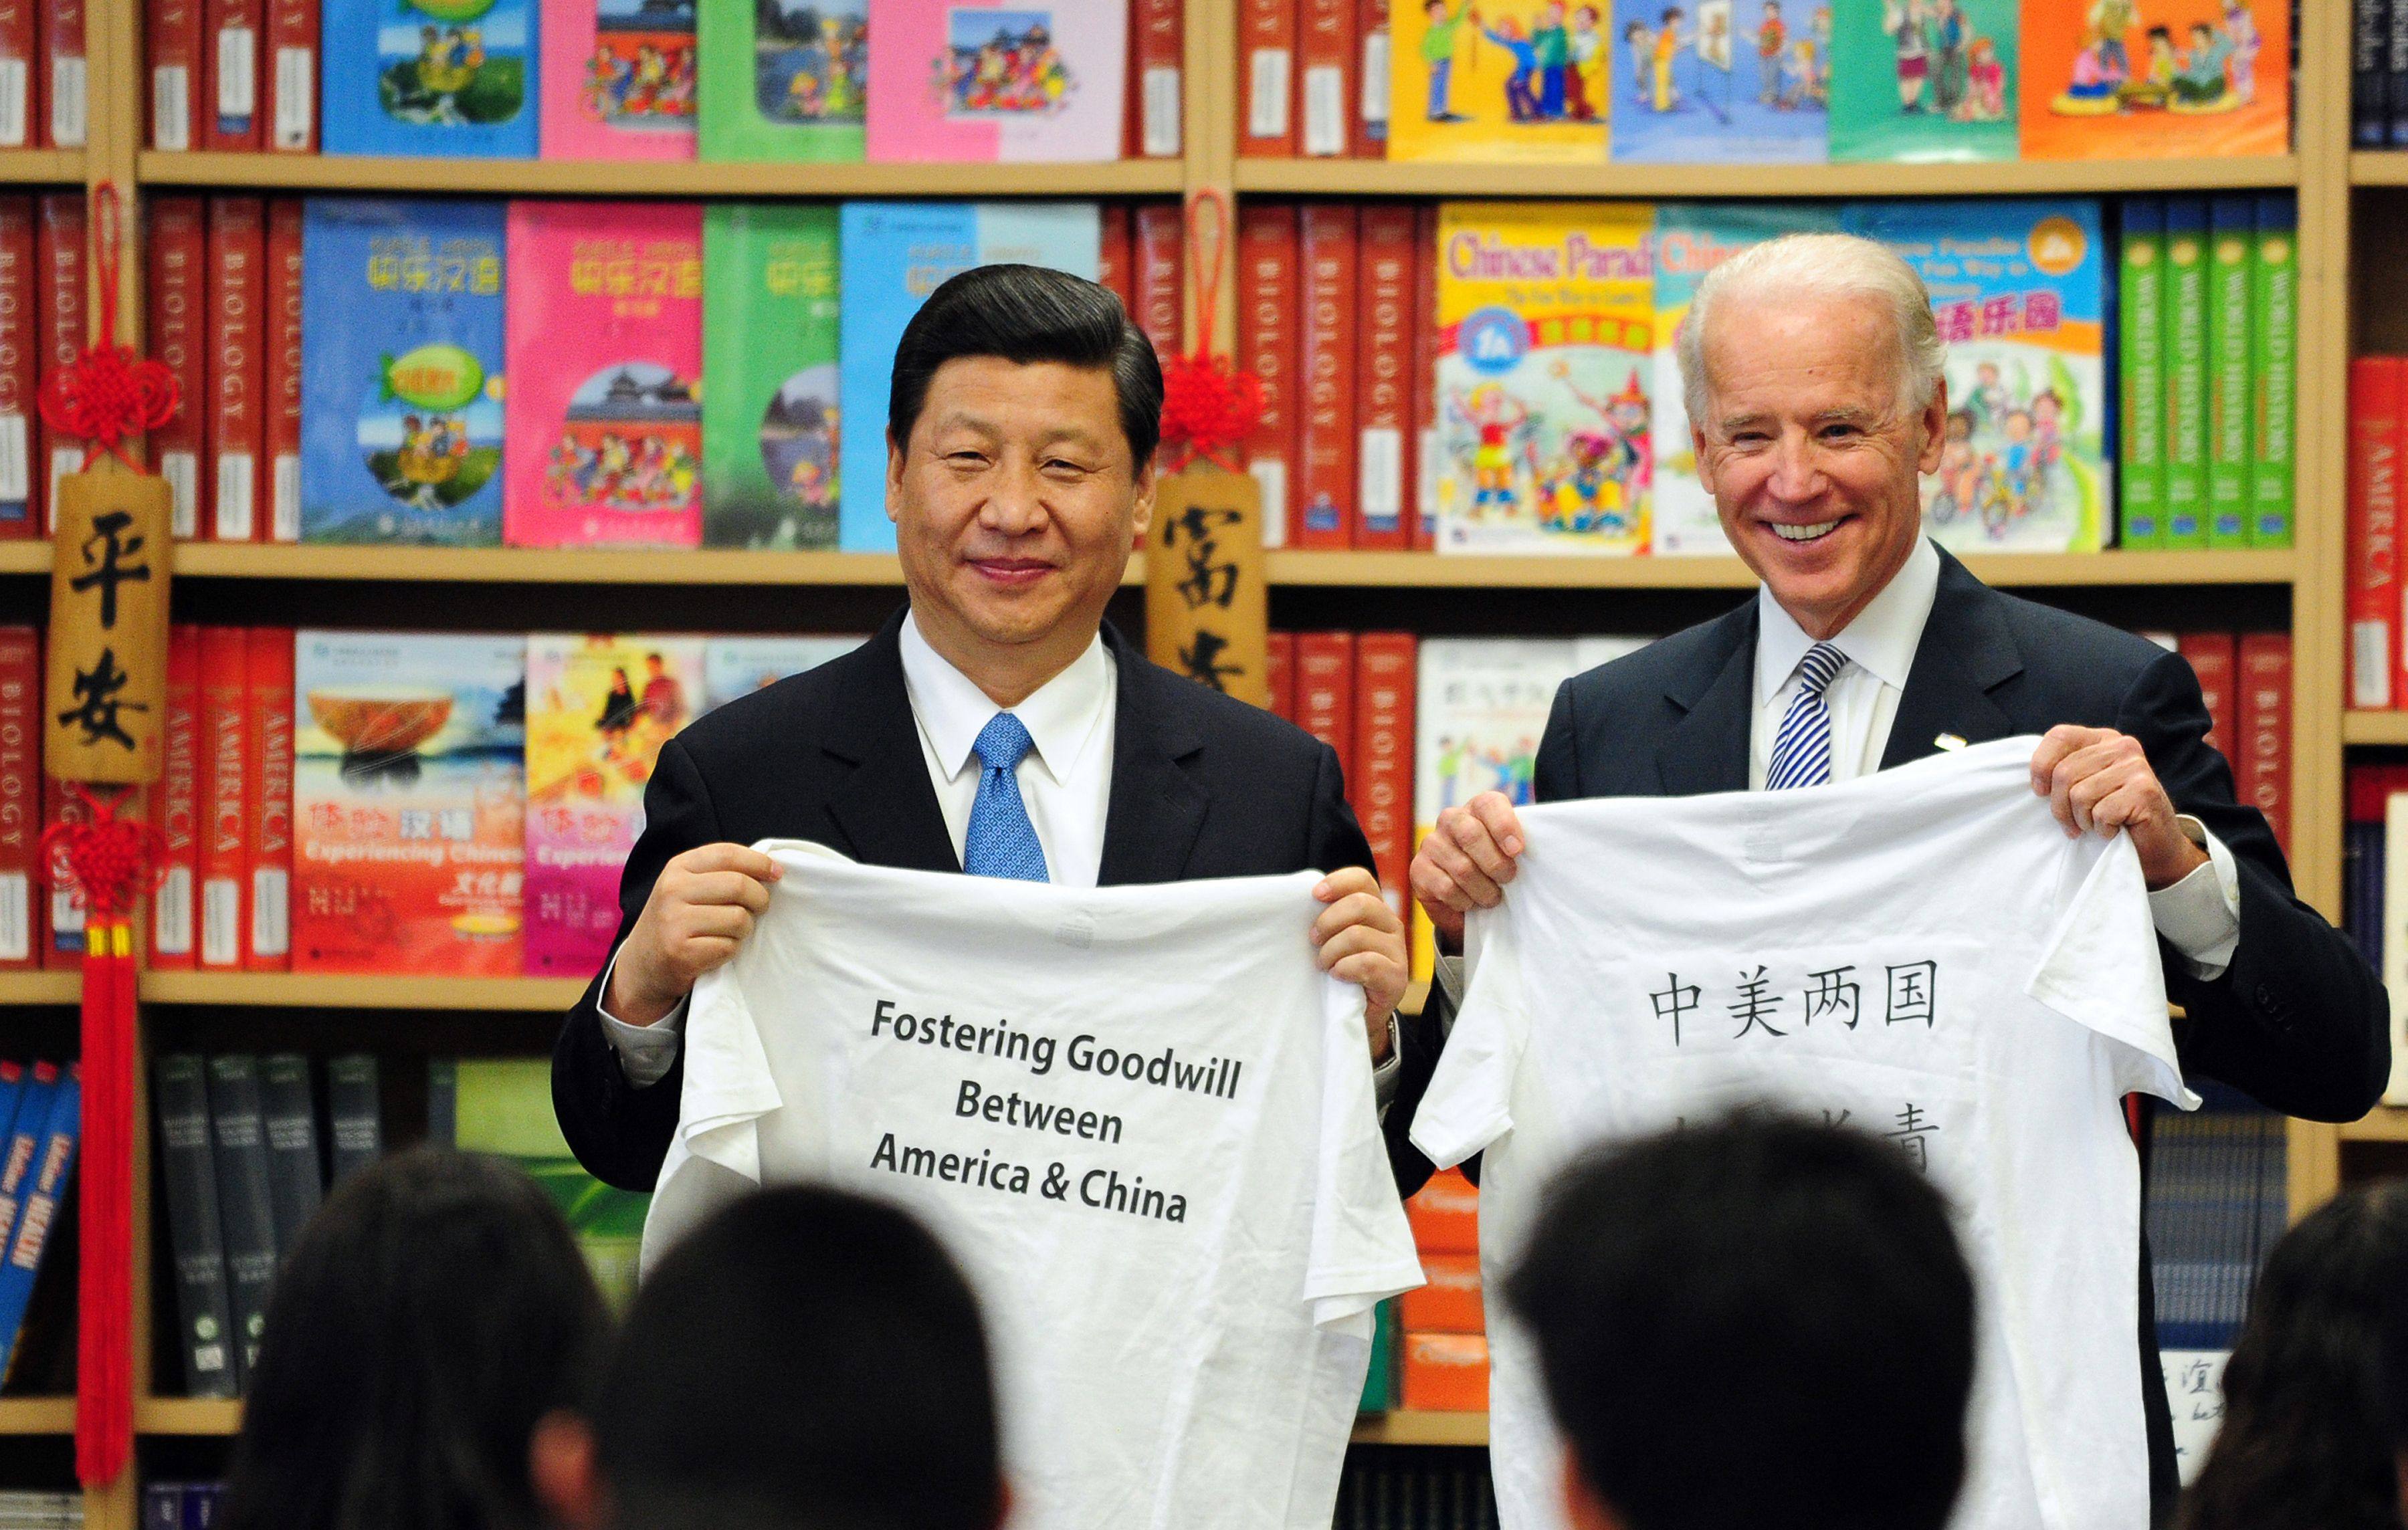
1754, 534, 1942, 705
900, 609, 1112, 788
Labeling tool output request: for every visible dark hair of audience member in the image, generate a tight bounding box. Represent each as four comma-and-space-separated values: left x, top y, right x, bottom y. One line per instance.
220, 1145, 611, 1530
588, 1184, 1003, 1530
2177, 1178, 2408, 1530
1504, 1111, 1976, 1530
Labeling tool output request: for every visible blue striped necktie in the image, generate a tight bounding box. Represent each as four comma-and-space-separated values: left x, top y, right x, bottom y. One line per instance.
963, 712, 1051, 882
1765, 642, 1847, 791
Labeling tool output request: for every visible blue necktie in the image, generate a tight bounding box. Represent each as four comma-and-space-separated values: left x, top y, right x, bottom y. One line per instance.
1765, 642, 1847, 791
963, 712, 1050, 882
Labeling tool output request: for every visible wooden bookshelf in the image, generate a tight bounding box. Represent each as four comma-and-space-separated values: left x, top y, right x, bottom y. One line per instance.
1236, 155, 2301, 199
2343, 711, 2408, 746
0, 1397, 75, 1436
138, 972, 591, 1010
2352, 152, 2408, 185
136, 151, 1188, 199
0, 150, 86, 185
135, 1398, 243, 1436
2339, 1108, 2408, 1143
0, 542, 45, 574
0, 972, 79, 1005
1350, 1410, 1488, 1446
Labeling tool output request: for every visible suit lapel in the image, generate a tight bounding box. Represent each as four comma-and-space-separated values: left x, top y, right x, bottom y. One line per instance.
1657, 601, 1758, 796
821, 613, 962, 874
1878, 548, 2024, 771
1097, 626, 1209, 886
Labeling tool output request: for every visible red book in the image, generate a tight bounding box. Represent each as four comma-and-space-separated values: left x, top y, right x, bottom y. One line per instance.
1294, 631, 1355, 782
264, 0, 314, 150
1352, 631, 1415, 916
37, 775, 80, 968
244, 627, 293, 970
1132, 201, 1183, 364
1128, 0, 1181, 157
1239, 0, 1295, 156
1297, 203, 1357, 550
2349, 356, 2403, 711
1096, 203, 1132, 316
148, 196, 207, 539
2237, 632, 2293, 855
0, 197, 30, 541
264, 198, 302, 540
199, 624, 251, 969
2177, 632, 2237, 764
1410, 201, 1437, 551
146, 0, 203, 150
1237, 201, 1298, 550
33, 191, 80, 536
204, 0, 262, 150
207, 195, 265, 542
1355, 204, 1413, 549
0, 625, 33, 970
36, 0, 80, 148
150, 625, 202, 970
1266, 630, 1296, 721
0, 0, 33, 147
1297, 0, 1352, 156
1352, 0, 1387, 156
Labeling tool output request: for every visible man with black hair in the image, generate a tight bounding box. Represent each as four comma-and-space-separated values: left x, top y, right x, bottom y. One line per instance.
1506, 1111, 1975, 1530
530, 1185, 1008, 1530
555, 263, 1435, 1192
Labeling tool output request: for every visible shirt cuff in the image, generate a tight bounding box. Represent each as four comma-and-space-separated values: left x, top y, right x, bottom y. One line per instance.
594, 949, 687, 1088
1434, 956, 1466, 1038
2148, 815, 2241, 980
1373, 1011, 1403, 1119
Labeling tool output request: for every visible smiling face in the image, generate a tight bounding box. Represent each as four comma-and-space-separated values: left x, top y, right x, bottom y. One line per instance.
888, 355, 1152, 694
1693, 293, 1944, 641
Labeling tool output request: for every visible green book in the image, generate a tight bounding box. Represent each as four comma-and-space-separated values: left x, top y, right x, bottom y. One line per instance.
1827, 0, 2019, 163
2161, 199, 2209, 550
443, 1057, 649, 1309
702, 205, 842, 549
1357, 1298, 1397, 1412
697, 0, 866, 162
2205, 198, 2253, 551
2249, 195, 2297, 548
2117, 199, 2166, 550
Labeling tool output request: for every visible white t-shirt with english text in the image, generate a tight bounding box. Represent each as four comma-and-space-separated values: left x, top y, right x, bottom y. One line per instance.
645, 843, 1425, 1530
1410, 739, 2197, 1530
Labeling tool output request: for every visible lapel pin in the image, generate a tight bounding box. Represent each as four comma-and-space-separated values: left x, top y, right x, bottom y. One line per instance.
1934, 734, 1967, 752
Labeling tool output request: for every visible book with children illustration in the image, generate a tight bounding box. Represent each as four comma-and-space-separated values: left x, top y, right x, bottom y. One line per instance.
1841, 197, 2109, 552
322, 0, 539, 157
1828, 0, 2017, 159
1607, 0, 1828, 161
2018, 0, 2287, 158
866, 0, 1125, 160
701, 635, 867, 712
540, 0, 698, 158
1385, 0, 1613, 160
696, 0, 868, 160
701, 204, 842, 549
1431, 201, 1656, 555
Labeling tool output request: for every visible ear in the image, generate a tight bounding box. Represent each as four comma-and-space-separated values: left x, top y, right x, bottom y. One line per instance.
887, 429, 907, 526
1559, 1446, 1626, 1530
1915, 375, 1949, 476
1129, 449, 1157, 546
1690, 419, 1716, 498
529, 1410, 608, 1530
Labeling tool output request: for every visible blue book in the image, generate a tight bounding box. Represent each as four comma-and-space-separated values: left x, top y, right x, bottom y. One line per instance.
144, 1484, 187, 1530
322, 0, 540, 158
835, 203, 1101, 552
300, 199, 508, 546
1608, 0, 1827, 162
0, 1063, 24, 1156
0, 1064, 78, 1379
0, 1062, 56, 1254
183, 1483, 225, 1530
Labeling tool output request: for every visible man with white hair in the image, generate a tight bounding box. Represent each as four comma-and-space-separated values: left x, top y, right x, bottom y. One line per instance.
1407, 232, 2387, 1522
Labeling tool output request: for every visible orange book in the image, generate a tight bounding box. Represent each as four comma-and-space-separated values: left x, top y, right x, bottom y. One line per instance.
1352, 631, 1414, 916
148, 0, 203, 150
199, 624, 252, 969
0, 197, 31, 540
1096, 202, 1132, 316
1407, 1165, 1478, 1252
2177, 632, 2236, 764
1132, 201, 1183, 364
207, 196, 264, 541
33, 191, 81, 534
264, 197, 302, 541
2349, 356, 2403, 711
203, 0, 262, 150
1354, 204, 1413, 548
35, 0, 79, 148
1237, 201, 1298, 548
1410, 201, 1438, 551
1266, 629, 1296, 721
244, 627, 293, 970
0, 625, 32, 969
1128, 0, 1181, 156
1296, 203, 1357, 550
147, 195, 207, 539
1398, 1252, 1483, 1334
264, 0, 314, 150
1296, 0, 1352, 156
2019, 0, 2289, 160
1400, 1332, 1488, 1412
1294, 630, 1355, 783
2237, 631, 2292, 854
150, 625, 203, 970
1238, 0, 1295, 155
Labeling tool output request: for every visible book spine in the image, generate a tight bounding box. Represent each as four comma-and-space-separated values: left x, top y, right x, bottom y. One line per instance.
0, 1063, 53, 1243
1238, 201, 1298, 551
147, 195, 207, 539
0, 1064, 74, 1380
256, 1053, 320, 1256
263, 0, 312, 150
0, 0, 31, 147
263, 198, 300, 542
0, 196, 26, 538
2350, 356, 2404, 710
36, 0, 78, 148
2249, 196, 2296, 549
2363, 0, 2393, 146
2116, 199, 2165, 550
1298, 203, 1357, 550
2178, 632, 2238, 762
199, 626, 249, 970
1355, 203, 1413, 550
202, 0, 260, 150
325, 1054, 380, 1186
1294, 630, 1356, 782
142, 1484, 186, 1530
244, 627, 292, 970
1352, 0, 1387, 156
148, 0, 201, 150
1096, 203, 1132, 315
37, 775, 81, 966
1298, 0, 1352, 156
2391, 0, 2408, 145
1130, 0, 1181, 156
2238, 632, 2294, 854
2162, 200, 2209, 550
1266, 629, 1296, 720
0, 626, 29, 970
1239, 0, 1296, 155
151, 1054, 238, 1398
206, 197, 264, 542
1353, 631, 1415, 918
151, 625, 201, 969
1132, 201, 1183, 364
205, 1053, 278, 1384
1411, 201, 1438, 552
33, 191, 80, 535
2205, 198, 2253, 550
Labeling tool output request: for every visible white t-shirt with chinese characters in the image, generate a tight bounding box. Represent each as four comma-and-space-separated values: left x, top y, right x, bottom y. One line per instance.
1409, 739, 2197, 1530
645, 843, 1425, 1530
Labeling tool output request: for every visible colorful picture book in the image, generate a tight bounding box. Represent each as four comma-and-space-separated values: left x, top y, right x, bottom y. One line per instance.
294, 630, 527, 975
1827, 0, 2017, 160
502, 201, 704, 548
1385, 0, 1613, 160
321, 0, 540, 157
524, 633, 704, 977
1431, 201, 1656, 554
700, 204, 842, 549
835, 201, 1100, 551
540, 0, 699, 158
701, 635, 866, 710
696, 0, 868, 160
299, 199, 508, 546
1606, 0, 1827, 162
2018, 0, 2286, 159
1843, 197, 2108, 552
866, 0, 1126, 160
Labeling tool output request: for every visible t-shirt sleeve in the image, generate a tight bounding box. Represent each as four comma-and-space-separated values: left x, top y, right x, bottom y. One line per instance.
1408, 900, 1533, 1170
1305, 973, 1427, 1333
2023, 832, 2201, 1110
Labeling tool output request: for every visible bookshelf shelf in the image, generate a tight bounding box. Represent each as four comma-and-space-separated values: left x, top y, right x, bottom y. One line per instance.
136, 1398, 242, 1436
2344, 711, 2408, 745
1350, 1410, 1488, 1446
138, 972, 591, 1010
0, 972, 78, 1005
136, 152, 1189, 200
2351, 152, 2408, 186
1268, 549, 2297, 589
0, 1397, 74, 1435
2340, 1108, 2408, 1143
0, 542, 45, 574
1233, 156, 2300, 199
0, 150, 84, 185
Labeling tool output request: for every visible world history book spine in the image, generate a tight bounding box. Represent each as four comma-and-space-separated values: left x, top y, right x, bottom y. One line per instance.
2249, 194, 2296, 548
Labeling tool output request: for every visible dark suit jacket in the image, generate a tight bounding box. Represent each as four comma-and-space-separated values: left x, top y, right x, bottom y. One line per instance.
1428, 548, 2387, 1523
554, 611, 1445, 1196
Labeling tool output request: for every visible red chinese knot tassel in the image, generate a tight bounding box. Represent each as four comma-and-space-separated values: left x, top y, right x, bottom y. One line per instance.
34, 184, 179, 474
1155, 191, 1264, 475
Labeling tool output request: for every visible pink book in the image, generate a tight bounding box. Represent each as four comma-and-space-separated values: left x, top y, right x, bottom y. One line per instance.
540, 0, 697, 160
865, 0, 1126, 162
503, 201, 704, 549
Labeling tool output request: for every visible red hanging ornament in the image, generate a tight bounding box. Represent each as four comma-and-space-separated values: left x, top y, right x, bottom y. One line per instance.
36, 185, 179, 475
1155, 191, 1264, 475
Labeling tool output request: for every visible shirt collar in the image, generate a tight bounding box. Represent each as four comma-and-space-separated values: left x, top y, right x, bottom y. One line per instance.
900, 609, 1113, 788
1754, 535, 1942, 704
